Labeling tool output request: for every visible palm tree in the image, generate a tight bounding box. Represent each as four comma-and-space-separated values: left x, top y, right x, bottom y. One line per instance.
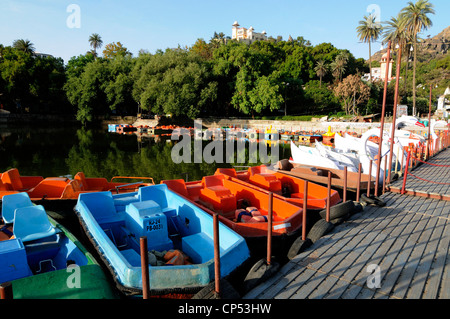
89, 33, 103, 58
400, 0, 435, 116
383, 14, 412, 97
357, 14, 383, 82
12, 39, 35, 54
331, 52, 349, 82
315, 60, 328, 87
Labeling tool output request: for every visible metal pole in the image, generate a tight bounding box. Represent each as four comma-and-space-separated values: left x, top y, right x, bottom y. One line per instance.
0, 282, 13, 299
427, 84, 432, 160
383, 155, 387, 194
401, 150, 411, 195
302, 182, 308, 241
343, 166, 347, 203
326, 172, 331, 222
375, 40, 391, 197
267, 192, 273, 265
388, 44, 402, 184
213, 212, 221, 297
367, 160, 373, 197
356, 163, 362, 202
140, 236, 150, 299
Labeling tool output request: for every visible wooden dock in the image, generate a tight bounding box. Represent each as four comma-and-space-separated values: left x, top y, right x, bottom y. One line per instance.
243, 149, 450, 300
388, 148, 450, 201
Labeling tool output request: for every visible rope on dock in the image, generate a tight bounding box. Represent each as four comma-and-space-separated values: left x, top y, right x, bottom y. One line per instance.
411, 156, 450, 168
406, 171, 450, 185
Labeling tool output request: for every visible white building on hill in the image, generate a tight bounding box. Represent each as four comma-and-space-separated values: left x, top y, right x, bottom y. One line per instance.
232, 21, 267, 44
437, 87, 450, 118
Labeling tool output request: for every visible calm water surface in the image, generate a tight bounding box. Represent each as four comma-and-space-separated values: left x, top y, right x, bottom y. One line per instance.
0, 124, 292, 182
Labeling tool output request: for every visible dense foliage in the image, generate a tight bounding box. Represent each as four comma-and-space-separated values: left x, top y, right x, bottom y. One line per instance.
0, 15, 447, 125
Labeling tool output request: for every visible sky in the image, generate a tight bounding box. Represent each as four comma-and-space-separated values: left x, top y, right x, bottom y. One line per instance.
1, 0, 449, 64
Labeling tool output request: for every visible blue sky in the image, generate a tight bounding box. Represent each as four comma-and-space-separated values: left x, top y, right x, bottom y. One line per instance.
1, 0, 448, 64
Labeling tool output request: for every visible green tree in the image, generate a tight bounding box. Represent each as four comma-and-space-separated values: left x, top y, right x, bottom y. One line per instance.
65, 57, 110, 125
314, 60, 328, 87
331, 51, 349, 82
357, 14, 383, 82
12, 39, 35, 55
304, 80, 340, 114
132, 49, 217, 118
89, 33, 103, 58
0, 46, 67, 113
400, 0, 435, 116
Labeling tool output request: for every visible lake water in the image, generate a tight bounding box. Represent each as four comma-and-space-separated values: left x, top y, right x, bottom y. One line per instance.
0, 124, 292, 182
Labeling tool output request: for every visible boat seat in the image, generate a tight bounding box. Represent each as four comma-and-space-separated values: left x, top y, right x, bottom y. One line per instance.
215, 168, 237, 178
138, 184, 169, 209
13, 205, 57, 243
1, 168, 24, 191
249, 174, 282, 194
161, 179, 189, 197
0, 238, 33, 283
215, 168, 250, 182
1, 192, 34, 224
125, 200, 173, 252
200, 176, 236, 218
185, 183, 202, 201
78, 192, 125, 226
0, 179, 9, 191
74, 172, 104, 192
121, 248, 141, 267
114, 195, 140, 212
182, 232, 218, 264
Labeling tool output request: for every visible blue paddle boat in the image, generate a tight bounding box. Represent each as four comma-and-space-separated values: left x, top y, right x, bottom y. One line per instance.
74, 184, 250, 296
0, 192, 117, 299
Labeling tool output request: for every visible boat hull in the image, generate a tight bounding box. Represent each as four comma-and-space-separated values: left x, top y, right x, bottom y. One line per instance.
0, 211, 117, 299
74, 184, 250, 296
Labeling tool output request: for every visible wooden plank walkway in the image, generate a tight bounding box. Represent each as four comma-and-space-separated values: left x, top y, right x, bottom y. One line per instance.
388, 148, 450, 200
243, 148, 450, 299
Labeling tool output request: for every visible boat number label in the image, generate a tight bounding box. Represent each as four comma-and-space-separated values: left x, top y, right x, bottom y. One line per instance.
146, 219, 163, 232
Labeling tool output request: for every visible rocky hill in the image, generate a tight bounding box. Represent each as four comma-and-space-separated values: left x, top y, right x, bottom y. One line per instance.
370, 25, 450, 63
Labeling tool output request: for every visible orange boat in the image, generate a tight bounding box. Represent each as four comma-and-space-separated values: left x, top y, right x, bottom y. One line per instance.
0, 168, 155, 211
161, 174, 303, 241
215, 166, 341, 211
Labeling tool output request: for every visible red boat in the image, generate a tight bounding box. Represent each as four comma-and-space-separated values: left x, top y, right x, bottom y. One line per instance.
161, 174, 303, 239
215, 165, 341, 211
0, 168, 155, 213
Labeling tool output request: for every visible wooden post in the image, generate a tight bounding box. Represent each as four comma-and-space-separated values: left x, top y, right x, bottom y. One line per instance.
356, 163, 362, 202
343, 166, 348, 203
267, 192, 273, 265
302, 182, 308, 241
0, 282, 13, 299
140, 236, 150, 299
326, 172, 331, 222
213, 212, 221, 298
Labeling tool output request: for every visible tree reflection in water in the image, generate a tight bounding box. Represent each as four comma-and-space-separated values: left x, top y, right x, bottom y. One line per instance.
1, 126, 290, 182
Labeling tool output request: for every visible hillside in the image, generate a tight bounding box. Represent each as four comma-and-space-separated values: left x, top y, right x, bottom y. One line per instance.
371, 25, 450, 63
